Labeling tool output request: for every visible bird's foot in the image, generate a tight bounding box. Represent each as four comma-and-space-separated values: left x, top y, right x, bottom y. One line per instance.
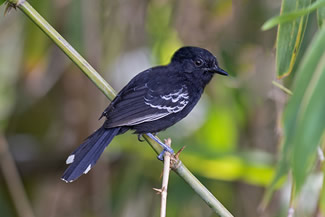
147, 133, 175, 161
157, 150, 163, 161
146, 133, 174, 160
157, 138, 173, 161
157, 149, 166, 161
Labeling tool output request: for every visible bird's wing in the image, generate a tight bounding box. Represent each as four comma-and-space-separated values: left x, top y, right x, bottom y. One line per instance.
104, 82, 190, 128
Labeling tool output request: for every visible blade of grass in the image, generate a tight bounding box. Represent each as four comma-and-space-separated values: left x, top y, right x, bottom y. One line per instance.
0, 135, 35, 217
262, 0, 325, 30
274, 0, 312, 78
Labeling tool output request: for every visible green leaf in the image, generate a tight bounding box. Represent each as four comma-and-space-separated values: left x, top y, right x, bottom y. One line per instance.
0, 0, 6, 6
262, 0, 325, 30
317, 1, 325, 27
276, 0, 312, 78
279, 26, 325, 192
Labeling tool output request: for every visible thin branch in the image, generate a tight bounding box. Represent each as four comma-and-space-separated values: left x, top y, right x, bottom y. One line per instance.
8, 1, 234, 216
313, 137, 325, 217
0, 135, 36, 217
160, 139, 171, 217
272, 80, 293, 95
288, 174, 296, 217
153, 139, 172, 217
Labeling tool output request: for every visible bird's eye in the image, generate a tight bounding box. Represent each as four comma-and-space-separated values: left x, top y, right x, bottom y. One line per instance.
194, 59, 204, 67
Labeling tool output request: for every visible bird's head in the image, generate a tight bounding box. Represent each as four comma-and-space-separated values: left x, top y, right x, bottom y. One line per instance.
171, 47, 228, 82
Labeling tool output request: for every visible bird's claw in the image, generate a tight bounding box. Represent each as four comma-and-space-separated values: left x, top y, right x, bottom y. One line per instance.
146, 133, 175, 160
156, 138, 174, 161
157, 147, 174, 161
157, 149, 166, 161
137, 134, 145, 142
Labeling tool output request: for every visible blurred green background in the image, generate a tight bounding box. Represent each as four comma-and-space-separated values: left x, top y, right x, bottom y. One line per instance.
0, 0, 321, 217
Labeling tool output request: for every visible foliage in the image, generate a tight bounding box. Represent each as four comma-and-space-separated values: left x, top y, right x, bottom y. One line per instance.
263, 0, 325, 208
262, 0, 325, 30
318, 0, 325, 27
275, 0, 311, 78
271, 26, 325, 192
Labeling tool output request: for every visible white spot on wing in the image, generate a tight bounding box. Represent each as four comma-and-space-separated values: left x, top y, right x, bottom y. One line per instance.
145, 85, 189, 113
144, 101, 188, 113
160, 87, 189, 103
84, 164, 92, 174
66, 155, 75, 164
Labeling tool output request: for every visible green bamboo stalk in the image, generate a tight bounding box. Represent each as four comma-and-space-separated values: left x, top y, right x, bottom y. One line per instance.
175, 161, 233, 216
7, 1, 234, 216
0, 135, 35, 217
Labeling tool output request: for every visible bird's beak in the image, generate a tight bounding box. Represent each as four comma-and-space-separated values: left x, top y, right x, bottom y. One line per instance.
211, 66, 228, 76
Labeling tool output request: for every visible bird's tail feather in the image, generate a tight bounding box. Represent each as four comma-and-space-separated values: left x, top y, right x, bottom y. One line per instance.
61, 126, 120, 183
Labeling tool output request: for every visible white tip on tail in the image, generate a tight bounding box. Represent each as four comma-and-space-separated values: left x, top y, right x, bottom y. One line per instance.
83, 164, 92, 174
66, 155, 75, 164
60, 177, 74, 183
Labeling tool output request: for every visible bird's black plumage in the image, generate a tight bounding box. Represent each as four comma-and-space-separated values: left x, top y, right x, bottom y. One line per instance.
61, 46, 228, 182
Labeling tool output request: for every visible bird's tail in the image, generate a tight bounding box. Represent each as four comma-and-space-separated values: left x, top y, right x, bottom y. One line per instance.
61, 126, 120, 183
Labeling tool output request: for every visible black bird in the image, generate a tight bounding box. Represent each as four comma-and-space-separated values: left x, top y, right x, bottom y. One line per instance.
61, 46, 228, 183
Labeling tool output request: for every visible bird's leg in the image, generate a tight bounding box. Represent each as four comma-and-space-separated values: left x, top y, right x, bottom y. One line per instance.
146, 133, 174, 160
138, 133, 158, 142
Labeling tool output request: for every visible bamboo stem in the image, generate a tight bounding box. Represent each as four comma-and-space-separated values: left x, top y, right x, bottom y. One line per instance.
0, 135, 35, 217
172, 161, 233, 217
18, 1, 116, 101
